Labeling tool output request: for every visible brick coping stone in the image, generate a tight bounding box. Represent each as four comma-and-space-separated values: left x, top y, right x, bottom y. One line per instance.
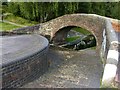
1, 34, 49, 66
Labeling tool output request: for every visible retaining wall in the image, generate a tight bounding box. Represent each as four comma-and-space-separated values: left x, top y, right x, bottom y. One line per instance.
1, 35, 49, 88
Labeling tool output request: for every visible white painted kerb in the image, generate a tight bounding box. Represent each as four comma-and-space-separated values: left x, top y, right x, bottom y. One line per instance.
102, 64, 117, 86
102, 49, 119, 86
107, 50, 119, 62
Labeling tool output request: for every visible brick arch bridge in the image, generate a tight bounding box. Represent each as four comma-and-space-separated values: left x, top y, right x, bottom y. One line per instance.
9, 14, 119, 87
39, 14, 105, 50
39, 14, 119, 87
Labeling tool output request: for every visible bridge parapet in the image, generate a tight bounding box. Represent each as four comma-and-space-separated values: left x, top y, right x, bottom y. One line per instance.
101, 19, 120, 87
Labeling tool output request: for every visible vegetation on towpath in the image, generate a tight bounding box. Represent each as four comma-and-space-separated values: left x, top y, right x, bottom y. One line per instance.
1, 14, 39, 31
66, 27, 91, 42
0, 22, 21, 31
4, 14, 38, 26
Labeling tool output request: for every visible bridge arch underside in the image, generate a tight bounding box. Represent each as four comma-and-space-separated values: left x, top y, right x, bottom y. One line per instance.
52, 26, 96, 45
51, 24, 103, 51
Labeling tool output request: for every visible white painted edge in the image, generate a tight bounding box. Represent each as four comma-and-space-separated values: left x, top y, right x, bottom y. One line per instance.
102, 64, 117, 85
103, 29, 106, 38
111, 41, 120, 44
103, 36, 106, 53
107, 50, 119, 62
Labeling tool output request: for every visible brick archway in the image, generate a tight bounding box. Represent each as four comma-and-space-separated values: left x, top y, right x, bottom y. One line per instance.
39, 14, 105, 50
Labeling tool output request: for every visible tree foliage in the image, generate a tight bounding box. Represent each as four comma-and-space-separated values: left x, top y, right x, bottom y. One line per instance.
7, 2, 20, 15
3, 2, 120, 22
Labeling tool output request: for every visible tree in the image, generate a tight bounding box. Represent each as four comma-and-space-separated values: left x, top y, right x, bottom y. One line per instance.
5, 2, 120, 22
8, 2, 20, 16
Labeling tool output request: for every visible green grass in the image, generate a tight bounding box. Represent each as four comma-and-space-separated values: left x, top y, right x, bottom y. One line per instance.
0, 22, 21, 31
4, 14, 39, 26
73, 27, 91, 35
66, 36, 80, 42
1, 13, 39, 31
66, 27, 91, 42
91, 46, 96, 50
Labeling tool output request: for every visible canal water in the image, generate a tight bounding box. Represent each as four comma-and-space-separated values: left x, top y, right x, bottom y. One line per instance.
22, 46, 103, 88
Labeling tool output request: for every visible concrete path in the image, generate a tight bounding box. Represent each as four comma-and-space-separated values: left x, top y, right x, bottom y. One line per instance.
22, 46, 103, 88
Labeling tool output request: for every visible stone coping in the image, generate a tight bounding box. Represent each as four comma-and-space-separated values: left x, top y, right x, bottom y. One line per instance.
1, 34, 49, 67
101, 19, 120, 87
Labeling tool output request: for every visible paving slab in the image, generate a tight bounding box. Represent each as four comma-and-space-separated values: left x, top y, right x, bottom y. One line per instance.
22, 46, 103, 88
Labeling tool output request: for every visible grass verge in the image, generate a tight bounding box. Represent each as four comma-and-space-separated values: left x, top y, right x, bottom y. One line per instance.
73, 27, 91, 35
0, 22, 21, 31
66, 27, 91, 42
66, 36, 80, 42
4, 14, 39, 26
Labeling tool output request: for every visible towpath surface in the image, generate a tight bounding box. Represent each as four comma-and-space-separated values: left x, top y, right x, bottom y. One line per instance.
22, 46, 103, 88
